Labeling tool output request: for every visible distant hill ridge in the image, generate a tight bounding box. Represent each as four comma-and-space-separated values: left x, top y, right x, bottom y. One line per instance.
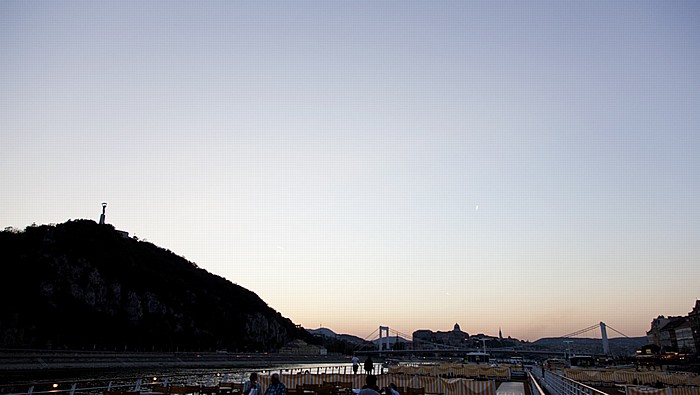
0, 220, 313, 351
307, 328, 366, 344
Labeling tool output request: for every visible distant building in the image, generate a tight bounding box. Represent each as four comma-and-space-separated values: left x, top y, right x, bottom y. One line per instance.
675, 320, 696, 354
413, 323, 469, 349
647, 316, 673, 347
688, 300, 700, 353
647, 313, 696, 354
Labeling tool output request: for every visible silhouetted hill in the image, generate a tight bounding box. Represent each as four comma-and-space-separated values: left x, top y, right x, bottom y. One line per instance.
305, 327, 370, 355
0, 220, 313, 352
307, 328, 365, 344
307, 328, 338, 338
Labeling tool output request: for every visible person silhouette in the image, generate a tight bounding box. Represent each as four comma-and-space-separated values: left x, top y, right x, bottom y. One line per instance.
359, 375, 380, 395
364, 356, 374, 374
243, 373, 261, 395
264, 373, 286, 395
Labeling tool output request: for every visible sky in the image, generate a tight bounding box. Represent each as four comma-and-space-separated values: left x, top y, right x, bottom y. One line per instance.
2, 1, 700, 342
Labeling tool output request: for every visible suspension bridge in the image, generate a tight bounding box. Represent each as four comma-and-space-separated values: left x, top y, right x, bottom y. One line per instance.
352, 322, 631, 358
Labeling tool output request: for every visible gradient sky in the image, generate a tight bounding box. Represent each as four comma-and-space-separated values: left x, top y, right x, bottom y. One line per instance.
2, 1, 700, 342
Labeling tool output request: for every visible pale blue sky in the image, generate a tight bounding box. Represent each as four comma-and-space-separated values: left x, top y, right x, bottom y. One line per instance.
2, 1, 700, 341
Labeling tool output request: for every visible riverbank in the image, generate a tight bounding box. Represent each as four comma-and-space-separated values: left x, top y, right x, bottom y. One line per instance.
0, 349, 349, 372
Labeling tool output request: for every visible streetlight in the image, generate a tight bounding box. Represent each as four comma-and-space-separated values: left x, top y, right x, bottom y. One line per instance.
479, 338, 488, 363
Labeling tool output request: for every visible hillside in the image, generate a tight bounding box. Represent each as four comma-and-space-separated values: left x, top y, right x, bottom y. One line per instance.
307, 328, 366, 344
305, 327, 368, 355
0, 220, 313, 352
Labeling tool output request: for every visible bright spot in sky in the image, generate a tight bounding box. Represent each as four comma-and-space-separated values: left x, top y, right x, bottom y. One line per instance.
475, 205, 479, 211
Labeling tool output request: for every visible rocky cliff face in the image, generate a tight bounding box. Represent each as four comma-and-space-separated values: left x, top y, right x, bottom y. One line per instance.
0, 220, 312, 351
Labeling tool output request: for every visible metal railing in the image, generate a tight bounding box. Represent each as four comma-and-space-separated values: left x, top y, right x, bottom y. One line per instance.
528, 370, 546, 395
538, 370, 608, 395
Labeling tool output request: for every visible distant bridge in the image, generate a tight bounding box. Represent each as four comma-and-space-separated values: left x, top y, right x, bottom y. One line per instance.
355, 348, 567, 357
354, 322, 630, 358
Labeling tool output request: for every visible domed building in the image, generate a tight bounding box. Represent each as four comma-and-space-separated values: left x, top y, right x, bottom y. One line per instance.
412, 323, 469, 349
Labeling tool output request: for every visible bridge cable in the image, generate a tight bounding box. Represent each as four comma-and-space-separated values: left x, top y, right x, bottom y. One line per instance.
605, 325, 629, 338
352, 328, 381, 352
562, 324, 600, 338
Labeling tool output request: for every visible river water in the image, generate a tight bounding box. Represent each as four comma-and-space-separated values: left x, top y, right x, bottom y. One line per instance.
0, 362, 382, 390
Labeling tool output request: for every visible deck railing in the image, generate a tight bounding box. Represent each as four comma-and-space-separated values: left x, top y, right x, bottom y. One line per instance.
528, 371, 546, 395
538, 370, 608, 395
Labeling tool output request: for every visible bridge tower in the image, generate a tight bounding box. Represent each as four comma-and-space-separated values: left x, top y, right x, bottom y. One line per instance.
600, 322, 610, 355
378, 326, 390, 351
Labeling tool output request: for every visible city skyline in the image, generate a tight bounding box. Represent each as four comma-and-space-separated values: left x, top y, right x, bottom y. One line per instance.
2, 1, 700, 342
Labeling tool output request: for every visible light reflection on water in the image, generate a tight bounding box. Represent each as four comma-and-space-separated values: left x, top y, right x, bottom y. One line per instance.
1, 362, 371, 389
